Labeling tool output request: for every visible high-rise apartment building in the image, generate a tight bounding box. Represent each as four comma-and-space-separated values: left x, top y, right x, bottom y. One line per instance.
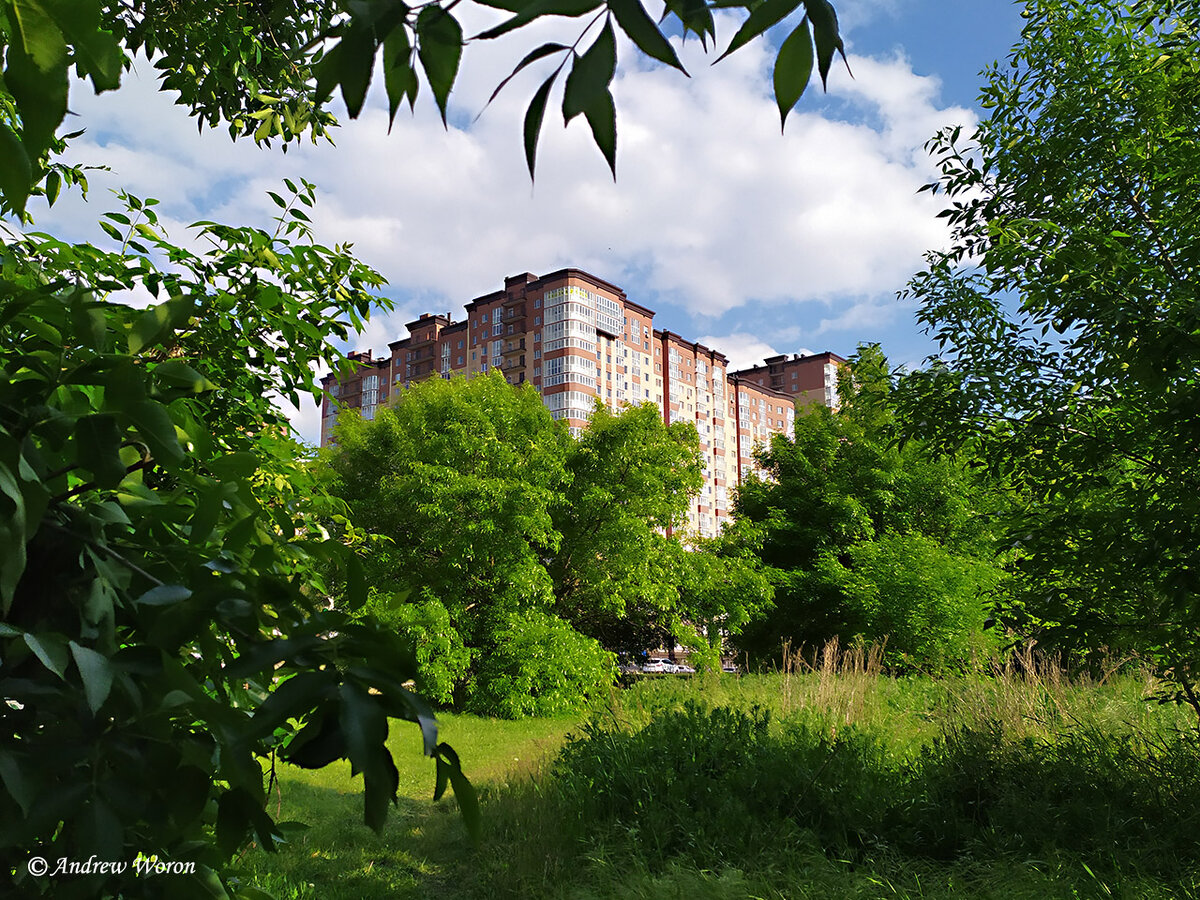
320, 269, 841, 538
727, 351, 847, 409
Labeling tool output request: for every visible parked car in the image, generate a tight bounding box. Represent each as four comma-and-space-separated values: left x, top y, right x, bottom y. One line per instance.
642, 659, 674, 674
673, 663, 696, 674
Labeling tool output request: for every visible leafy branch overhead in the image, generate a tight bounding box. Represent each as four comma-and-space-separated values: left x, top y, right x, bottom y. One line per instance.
0, 0, 847, 213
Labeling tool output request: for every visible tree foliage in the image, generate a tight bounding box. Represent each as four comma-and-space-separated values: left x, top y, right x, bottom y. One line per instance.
550, 401, 704, 652
898, 0, 1200, 702
0, 188, 478, 897
323, 376, 764, 712
734, 346, 1005, 670
0, 0, 849, 214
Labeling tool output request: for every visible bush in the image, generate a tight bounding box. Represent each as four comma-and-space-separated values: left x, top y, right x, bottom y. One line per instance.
467, 609, 616, 718
823, 531, 1003, 671
543, 702, 1200, 878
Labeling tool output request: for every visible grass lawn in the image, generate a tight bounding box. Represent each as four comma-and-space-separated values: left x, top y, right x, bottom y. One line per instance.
234, 713, 579, 899
239, 658, 1200, 900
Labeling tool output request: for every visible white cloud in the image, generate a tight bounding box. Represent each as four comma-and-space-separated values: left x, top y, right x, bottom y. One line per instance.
695, 333, 777, 371
35, 13, 974, 439
697, 332, 820, 371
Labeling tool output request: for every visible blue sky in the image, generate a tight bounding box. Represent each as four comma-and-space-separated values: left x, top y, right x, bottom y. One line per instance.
40, 0, 1025, 444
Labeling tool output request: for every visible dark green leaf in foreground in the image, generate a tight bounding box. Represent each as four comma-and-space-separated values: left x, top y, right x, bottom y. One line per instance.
417, 5, 464, 125
523, 73, 557, 180
563, 20, 617, 123
608, 0, 687, 73
74, 414, 125, 488
774, 16, 814, 131
716, 0, 801, 63
804, 0, 849, 88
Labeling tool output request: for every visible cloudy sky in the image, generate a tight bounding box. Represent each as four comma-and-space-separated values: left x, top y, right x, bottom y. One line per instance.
37, 0, 1023, 445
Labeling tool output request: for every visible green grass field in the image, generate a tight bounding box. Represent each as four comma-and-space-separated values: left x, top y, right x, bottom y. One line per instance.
239, 652, 1200, 900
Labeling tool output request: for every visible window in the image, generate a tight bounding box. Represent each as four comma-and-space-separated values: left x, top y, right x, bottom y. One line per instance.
493, 323, 502, 336
534, 316, 541, 325
481, 313, 488, 323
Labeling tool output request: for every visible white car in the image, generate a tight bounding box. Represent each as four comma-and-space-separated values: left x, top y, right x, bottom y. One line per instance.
642, 659, 675, 674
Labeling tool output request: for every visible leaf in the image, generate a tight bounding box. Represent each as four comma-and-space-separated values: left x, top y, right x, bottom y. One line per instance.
4, 25, 69, 163
155, 359, 217, 393
249, 671, 335, 739
662, 0, 715, 49
339, 683, 387, 777
314, 24, 375, 118
562, 20, 616, 124
716, 0, 801, 63
339, 684, 397, 832
774, 17, 813, 131
608, 0, 686, 73
523, 73, 556, 180
345, 552, 367, 610
207, 451, 258, 480
0, 750, 33, 815
283, 712, 347, 769
484, 42, 568, 111
433, 753, 449, 800
69, 640, 114, 713
129, 300, 178, 354
0, 122, 33, 214
416, 6, 463, 126
473, 0, 602, 42
215, 789, 252, 857
383, 26, 418, 128
803, 0, 847, 88
136, 584, 192, 607
127, 399, 184, 466
9, 0, 68, 72
24, 632, 69, 679
583, 88, 617, 178
52, 0, 123, 92
74, 413, 126, 488
399, 685, 439, 757
0, 462, 28, 614
69, 292, 107, 351
435, 743, 480, 841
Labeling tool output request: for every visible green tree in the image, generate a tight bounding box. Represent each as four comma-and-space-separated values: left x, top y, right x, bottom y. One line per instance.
0, 187, 478, 897
661, 520, 775, 670
898, 0, 1200, 705
550, 401, 703, 653
325, 379, 761, 710
734, 345, 1004, 670
324, 372, 606, 714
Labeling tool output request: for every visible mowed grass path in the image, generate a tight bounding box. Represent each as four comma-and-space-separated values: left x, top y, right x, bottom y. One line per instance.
236, 714, 579, 900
